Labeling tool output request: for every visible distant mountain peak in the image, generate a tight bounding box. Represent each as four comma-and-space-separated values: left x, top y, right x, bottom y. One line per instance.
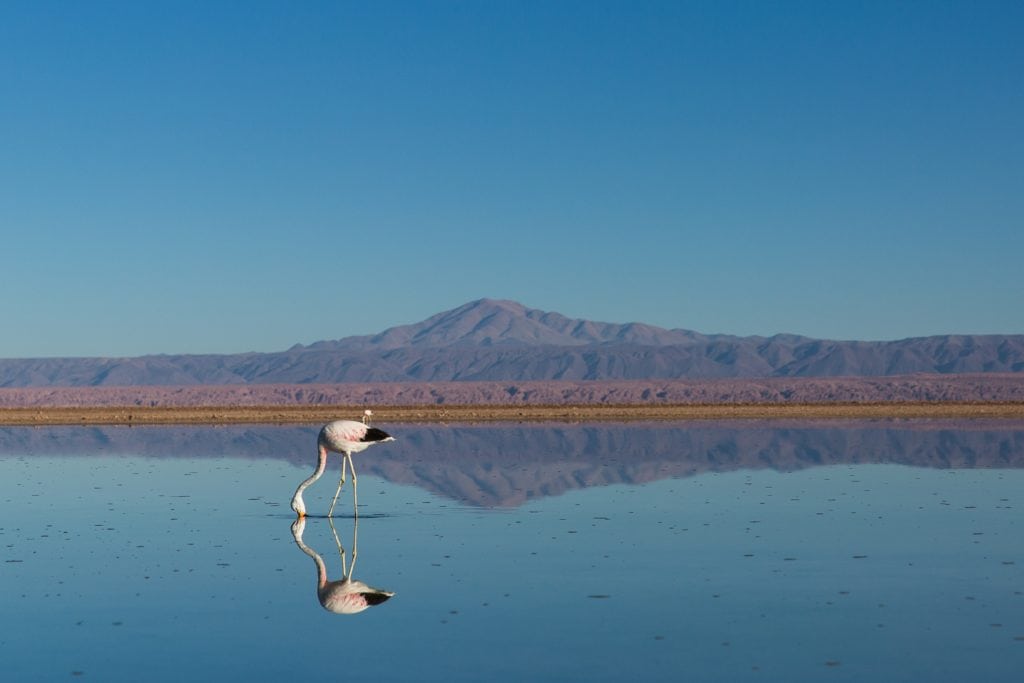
311, 299, 704, 352
464, 297, 527, 311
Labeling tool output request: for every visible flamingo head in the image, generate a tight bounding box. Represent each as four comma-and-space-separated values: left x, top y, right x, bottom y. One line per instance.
291, 490, 307, 517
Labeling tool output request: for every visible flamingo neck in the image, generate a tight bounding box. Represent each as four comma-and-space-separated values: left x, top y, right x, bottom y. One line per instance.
291, 446, 328, 516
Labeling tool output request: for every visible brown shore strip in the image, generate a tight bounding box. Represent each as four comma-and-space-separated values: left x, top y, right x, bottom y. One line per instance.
1, 402, 1024, 426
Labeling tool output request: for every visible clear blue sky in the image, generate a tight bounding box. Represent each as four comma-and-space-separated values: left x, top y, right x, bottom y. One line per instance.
1, 1, 1021, 358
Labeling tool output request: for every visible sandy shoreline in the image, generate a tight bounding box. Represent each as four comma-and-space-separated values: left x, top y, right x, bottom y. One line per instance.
1, 402, 1023, 425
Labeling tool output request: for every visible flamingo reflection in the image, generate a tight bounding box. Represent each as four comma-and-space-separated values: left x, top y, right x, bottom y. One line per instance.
290, 516, 395, 615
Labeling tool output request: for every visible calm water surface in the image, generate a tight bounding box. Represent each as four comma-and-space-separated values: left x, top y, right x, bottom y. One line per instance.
1, 421, 1022, 681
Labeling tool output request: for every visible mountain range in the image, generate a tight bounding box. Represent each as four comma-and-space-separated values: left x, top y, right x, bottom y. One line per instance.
1, 298, 1022, 387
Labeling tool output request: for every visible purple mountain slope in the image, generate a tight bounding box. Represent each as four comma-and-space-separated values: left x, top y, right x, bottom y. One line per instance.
0, 299, 1021, 387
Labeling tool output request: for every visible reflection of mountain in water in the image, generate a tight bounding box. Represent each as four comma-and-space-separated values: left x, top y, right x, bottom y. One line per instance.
2, 421, 1023, 507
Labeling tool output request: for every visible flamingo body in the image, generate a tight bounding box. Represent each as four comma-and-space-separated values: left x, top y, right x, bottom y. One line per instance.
319, 420, 393, 456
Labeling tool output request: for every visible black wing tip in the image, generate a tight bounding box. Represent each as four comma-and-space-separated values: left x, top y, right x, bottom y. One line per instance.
363, 427, 392, 442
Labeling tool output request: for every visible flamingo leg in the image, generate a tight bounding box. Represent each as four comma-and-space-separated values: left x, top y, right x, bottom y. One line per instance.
327, 456, 348, 518
348, 453, 359, 517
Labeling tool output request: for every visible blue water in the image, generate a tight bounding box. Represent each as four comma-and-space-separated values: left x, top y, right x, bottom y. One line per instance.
1, 421, 1022, 681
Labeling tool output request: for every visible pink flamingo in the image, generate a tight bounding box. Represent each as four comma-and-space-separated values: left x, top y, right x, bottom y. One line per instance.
291, 418, 396, 518
290, 516, 394, 615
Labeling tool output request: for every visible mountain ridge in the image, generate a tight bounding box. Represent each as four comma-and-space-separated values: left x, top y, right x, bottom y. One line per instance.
1, 298, 1022, 387
297, 298, 718, 351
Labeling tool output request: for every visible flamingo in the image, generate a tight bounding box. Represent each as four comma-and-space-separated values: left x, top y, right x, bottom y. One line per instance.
290, 516, 394, 615
291, 419, 396, 518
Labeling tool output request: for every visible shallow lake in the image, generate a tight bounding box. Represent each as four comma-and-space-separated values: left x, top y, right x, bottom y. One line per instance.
2, 420, 1023, 681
